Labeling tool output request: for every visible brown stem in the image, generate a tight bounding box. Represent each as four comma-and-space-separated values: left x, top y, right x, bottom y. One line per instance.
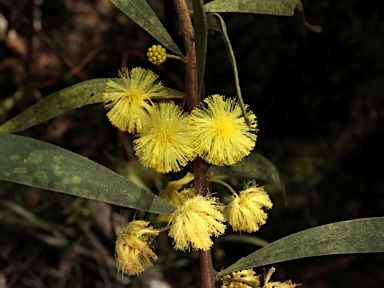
200, 250, 217, 288
173, 0, 199, 110
173, 1, 215, 287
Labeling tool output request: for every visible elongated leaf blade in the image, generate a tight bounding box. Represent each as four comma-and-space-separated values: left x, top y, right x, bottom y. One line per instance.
208, 152, 283, 192
205, 0, 300, 16
217, 217, 384, 277
0, 133, 176, 215
0, 79, 183, 133
110, 0, 182, 56
0, 78, 107, 133
192, 0, 208, 98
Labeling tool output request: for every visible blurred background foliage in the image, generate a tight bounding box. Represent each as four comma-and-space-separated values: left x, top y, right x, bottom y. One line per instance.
0, 0, 383, 287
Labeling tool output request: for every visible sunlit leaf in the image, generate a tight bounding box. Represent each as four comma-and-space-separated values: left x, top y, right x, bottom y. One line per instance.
217, 217, 384, 277
0, 79, 183, 133
204, 0, 300, 16
110, 0, 183, 56
0, 133, 176, 215
208, 152, 284, 192
192, 0, 208, 99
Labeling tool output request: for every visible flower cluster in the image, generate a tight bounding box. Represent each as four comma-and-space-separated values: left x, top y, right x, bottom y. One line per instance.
103, 67, 166, 134
168, 195, 226, 251
106, 66, 275, 277
133, 102, 196, 173
189, 94, 258, 166
115, 220, 159, 275
103, 67, 258, 173
222, 269, 260, 288
263, 267, 300, 288
221, 268, 300, 288
226, 181, 273, 233
147, 44, 167, 65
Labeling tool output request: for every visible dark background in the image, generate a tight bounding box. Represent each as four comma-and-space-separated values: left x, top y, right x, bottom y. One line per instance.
0, 0, 383, 287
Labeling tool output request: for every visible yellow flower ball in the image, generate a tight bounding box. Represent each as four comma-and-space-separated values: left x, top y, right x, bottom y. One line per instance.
263, 267, 300, 288
226, 181, 273, 233
133, 101, 197, 173
115, 220, 159, 275
103, 67, 167, 133
189, 94, 258, 166
168, 195, 226, 251
221, 269, 260, 288
159, 173, 196, 222
147, 44, 167, 65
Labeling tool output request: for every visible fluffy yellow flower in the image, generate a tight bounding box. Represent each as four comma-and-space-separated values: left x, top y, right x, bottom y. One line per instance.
189, 94, 258, 166
159, 172, 195, 207
226, 181, 273, 233
222, 269, 260, 287
133, 102, 196, 173
263, 267, 300, 288
103, 67, 167, 133
168, 195, 226, 251
115, 220, 159, 275
159, 172, 196, 222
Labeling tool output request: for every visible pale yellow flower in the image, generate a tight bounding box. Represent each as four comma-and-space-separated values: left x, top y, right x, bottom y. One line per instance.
115, 220, 159, 275
222, 269, 260, 287
134, 102, 196, 173
103, 67, 167, 133
159, 173, 196, 222
159, 172, 195, 207
168, 195, 226, 251
263, 267, 300, 288
226, 181, 273, 233
189, 94, 258, 166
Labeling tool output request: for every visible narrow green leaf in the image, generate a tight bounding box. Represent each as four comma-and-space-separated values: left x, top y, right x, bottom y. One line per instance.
217, 217, 384, 277
0, 79, 183, 133
205, 0, 300, 16
109, 0, 183, 56
207, 13, 251, 126
205, 0, 323, 33
192, 0, 208, 98
208, 152, 284, 192
0, 79, 107, 133
0, 133, 176, 215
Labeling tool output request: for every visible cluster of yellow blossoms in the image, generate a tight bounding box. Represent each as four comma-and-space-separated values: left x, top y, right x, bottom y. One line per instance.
114, 174, 273, 276
103, 67, 257, 173
221, 267, 300, 288
105, 67, 276, 281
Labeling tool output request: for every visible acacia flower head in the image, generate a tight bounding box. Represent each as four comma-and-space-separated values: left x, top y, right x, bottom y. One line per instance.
147, 44, 167, 65
226, 181, 273, 233
222, 269, 260, 288
168, 195, 226, 251
115, 220, 159, 275
189, 94, 258, 166
159, 172, 195, 207
103, 67, 167, 133
263, 267, 300, 288
133, 101, 197, 173
159, 172, 196, 221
